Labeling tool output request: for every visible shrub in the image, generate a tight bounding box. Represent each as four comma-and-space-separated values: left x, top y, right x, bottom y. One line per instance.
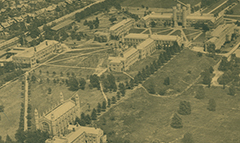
207, 99, 216, 111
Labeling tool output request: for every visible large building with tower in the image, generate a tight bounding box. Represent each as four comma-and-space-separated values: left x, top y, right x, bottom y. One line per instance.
35, 93, 81, 137
143, 3, 224, 28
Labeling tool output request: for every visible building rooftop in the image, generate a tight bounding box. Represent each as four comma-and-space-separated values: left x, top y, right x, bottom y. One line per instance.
124, 33, 149, 39
151, 34, 178, 41
0, 37, 19, 49
14, 40, 59, 58
45, 100, 75, 121
186, 15, 215, 22
137, 38, 155, 50
123, 47, 138, 58
211, 24, 236, 37
109, 18, 133, 31
143, 13, 172, 20
51, 19, 74, 31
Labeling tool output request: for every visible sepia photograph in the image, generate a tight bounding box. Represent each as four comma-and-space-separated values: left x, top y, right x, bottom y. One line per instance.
0, 0, 240, 142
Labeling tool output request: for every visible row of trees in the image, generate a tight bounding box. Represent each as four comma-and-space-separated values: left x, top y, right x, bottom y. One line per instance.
135, 42, 183, 93
75, 0, 123, 22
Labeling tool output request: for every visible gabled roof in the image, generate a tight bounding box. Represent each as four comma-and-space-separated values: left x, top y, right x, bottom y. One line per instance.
45, 100, 75, 121
109, 19, 133, 31
137, 38, 155, 50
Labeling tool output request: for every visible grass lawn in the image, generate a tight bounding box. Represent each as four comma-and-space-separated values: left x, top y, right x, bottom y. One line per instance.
157, 29, 173, 35
231, 3, 240, 15
96, 83, 240, 143
49, 56, 88, 66
202, 0, 226, 13
143, 49, 218, 95
193, 32, 206, 42
187, 32, 201, 41
170, 30, 181, 36
151, 28, 169, 33
183, 29, 200, 35
129, 28, 146, 33
0, 80, 22, 140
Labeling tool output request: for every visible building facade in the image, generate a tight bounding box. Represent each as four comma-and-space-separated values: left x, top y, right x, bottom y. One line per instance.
205, 24, 237, 50
109, 18, 134, 38
108, 47, 139, 72
12, 40, 62, 67
143, 3, 224, 28
45, 125, 107, 143
137, 38, 156, 59
35, 93, 81, 137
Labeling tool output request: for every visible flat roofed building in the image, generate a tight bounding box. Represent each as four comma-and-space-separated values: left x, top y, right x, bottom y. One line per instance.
45, 125, 107, 143
109, 18, 134, 38
205, 24, 237, 50
12, 40, 62, 67
36, 93, 81, 137
143, 3, 223, 28
0, 37, 19, 50
108, 47, 139, 72
137, 38, 156, 59
124, 33, 182, 47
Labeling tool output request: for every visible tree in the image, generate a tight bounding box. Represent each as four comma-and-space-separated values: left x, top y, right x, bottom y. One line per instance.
48, 88, 51, 94
0, 136, 4, 143
69, 77, 79, 91
79, 78, 86, 90
207, 98, 216, 111
195, 86, 205, 99
207, 43, 215, 54
25, 130, 50, 143
15, 129, 26, 143
97, 103, 101, 114
118, 83, 126, 96
229, 85, 235, 96
109, 17, 117, 24
202, 70, 211, 86
182, 132, 194, 143
0, 105, 4, 112
60, 71, 63, 77
209, 66, 214, 74
5, 135, 13, 143
112, 96, 116, 104
91, 108, 97, 120
147, 82, 155, 94
102, 100, 106, 111
90, 74, 100, 89
107, 98, 111, 107
85, 114, 91, 124
150, 21, 156, 27
116, 92, 121, 100
163, 77, 170, 85
178, 101, 191, 115
170, 113, 183, 128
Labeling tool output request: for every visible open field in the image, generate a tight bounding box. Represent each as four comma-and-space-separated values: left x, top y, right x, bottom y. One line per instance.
121, 0, 201, 8
170, 30, 181, 36
97, 85, 240, 143
193, 32, 206, 42
0, 80, 22, 140
230, 3, 240, 15
143, 49, 218, 95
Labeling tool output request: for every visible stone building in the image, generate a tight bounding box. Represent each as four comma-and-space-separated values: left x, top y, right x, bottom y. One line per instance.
35, 93, 81, 137
109, 18, 134, 38
12, 40, 63, 67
